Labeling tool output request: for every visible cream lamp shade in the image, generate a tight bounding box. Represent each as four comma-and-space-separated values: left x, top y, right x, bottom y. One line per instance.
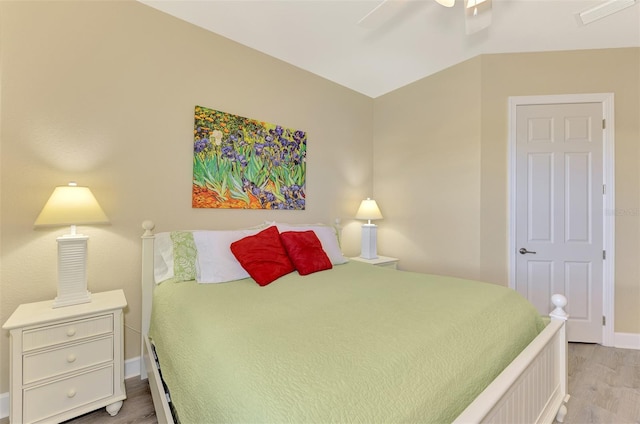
355, 198, 383, 260
34, 182, 109, 308
355, 198, 383, 224
34, 184, 109, 228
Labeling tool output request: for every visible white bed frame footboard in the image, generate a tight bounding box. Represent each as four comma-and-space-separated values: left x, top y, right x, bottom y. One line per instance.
139, 221, 569, 424
454, 297, 569, 423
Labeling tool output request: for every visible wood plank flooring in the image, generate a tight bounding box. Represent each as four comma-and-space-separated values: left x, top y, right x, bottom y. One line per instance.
563, 343, 640, 423
2, 343, 638, 423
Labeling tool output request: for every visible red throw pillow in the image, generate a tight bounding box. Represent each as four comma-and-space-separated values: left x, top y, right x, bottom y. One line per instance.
230, 226, 294, 286
280, 230, 333, 276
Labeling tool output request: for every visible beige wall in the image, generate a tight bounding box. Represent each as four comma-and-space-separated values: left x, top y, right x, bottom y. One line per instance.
0, 1, 373, 393
373, 57, 483, 281
374, 48, 640, 334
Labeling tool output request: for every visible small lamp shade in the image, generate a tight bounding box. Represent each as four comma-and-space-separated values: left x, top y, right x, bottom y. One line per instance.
355, 198, 383, 224
356, 198, 383, 260
34, 182, 109, 308
34, 183, 109, 227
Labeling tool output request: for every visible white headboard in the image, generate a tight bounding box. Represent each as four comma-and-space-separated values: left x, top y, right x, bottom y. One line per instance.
138, 218, 345, 378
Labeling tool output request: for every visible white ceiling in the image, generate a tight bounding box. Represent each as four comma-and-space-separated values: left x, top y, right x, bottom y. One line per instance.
139, 0, 640, 98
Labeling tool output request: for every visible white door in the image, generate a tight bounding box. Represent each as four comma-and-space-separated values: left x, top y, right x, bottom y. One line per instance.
515, 102, 604, 343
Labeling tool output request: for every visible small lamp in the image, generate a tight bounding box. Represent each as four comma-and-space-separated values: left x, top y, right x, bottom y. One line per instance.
355, 198, 383, 259
34, 182, 109, 308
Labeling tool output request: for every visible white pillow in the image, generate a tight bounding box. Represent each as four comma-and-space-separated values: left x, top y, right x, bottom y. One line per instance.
153, 224, 271, 284
153, 232, 175, 284
193, 228, 266, 283
275, 223, 348, 265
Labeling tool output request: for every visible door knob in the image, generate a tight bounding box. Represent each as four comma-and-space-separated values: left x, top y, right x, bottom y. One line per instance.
519, 248, 537, 255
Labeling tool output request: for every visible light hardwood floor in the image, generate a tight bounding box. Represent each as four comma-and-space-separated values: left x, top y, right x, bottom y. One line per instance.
2, 343, 639, 423
563, 343, 640, 423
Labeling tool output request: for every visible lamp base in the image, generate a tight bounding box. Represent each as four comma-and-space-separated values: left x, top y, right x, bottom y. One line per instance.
54, 234, 92, 309
53, 291, 92, 308
360, 223, 379, 260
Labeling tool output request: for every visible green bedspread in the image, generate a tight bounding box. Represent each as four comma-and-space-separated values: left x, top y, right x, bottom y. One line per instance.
149, 261, 545, 424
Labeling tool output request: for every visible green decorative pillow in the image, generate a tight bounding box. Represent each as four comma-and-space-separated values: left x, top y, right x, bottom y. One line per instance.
170, 231, 197, 281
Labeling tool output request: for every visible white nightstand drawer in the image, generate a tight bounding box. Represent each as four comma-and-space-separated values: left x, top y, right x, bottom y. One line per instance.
23, 364, 114, 423
23, 335, 114, 384
3, 290, 127, 423
23, 314, 113, 351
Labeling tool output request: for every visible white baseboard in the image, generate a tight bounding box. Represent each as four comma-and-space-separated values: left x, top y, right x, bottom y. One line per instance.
0, 392, 8, 420
0, 356, 142, 419
614, 332, 640, 350
125, 355, 142, 379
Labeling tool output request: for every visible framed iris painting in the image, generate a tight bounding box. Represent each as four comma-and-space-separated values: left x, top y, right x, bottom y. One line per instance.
193, 105, 306, 210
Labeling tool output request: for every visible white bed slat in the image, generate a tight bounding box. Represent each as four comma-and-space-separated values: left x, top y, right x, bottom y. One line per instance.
143, 336, 173, 423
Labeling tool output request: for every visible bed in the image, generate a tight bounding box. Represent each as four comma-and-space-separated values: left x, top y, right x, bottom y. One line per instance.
139, 221, 570, 423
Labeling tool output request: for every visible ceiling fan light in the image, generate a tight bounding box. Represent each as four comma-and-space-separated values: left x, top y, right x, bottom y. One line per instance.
435, 0, 455, 8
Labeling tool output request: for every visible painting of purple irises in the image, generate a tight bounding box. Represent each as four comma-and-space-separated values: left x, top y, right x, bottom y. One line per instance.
193, 105, 306, 209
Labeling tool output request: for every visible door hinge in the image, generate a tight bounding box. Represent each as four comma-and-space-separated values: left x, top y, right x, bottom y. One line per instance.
603, 316, 606, 326
603, 250, 606, 260
602, 119, 606, 129
603, 184, 606, 195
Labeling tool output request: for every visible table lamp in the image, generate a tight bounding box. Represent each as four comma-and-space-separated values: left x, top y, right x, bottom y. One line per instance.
34, 182, 109, 308
355, 198, 383, 259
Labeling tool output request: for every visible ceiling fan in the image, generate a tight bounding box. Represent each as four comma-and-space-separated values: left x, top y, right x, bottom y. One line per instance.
357, 0, 493, 35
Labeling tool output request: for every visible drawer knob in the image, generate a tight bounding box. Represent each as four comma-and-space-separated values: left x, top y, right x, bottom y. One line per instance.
67, 354, 77, 363
67, 388, 76, 398
66, 328, 76, 337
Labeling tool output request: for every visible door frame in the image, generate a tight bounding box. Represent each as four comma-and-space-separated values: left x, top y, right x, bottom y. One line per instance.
508, 93, 615, 346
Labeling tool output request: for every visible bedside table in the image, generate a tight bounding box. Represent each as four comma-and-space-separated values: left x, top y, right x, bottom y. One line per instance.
350, 255, 399, 270
2, 290, 127, 423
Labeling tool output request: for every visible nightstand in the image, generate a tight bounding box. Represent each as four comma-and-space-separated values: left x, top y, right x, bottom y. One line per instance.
350, 255, 399, 270
2, 290, 127, 423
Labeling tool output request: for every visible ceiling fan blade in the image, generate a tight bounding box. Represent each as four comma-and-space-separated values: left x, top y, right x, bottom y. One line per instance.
465, 0, 492, 34
357, 0, 407, 27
